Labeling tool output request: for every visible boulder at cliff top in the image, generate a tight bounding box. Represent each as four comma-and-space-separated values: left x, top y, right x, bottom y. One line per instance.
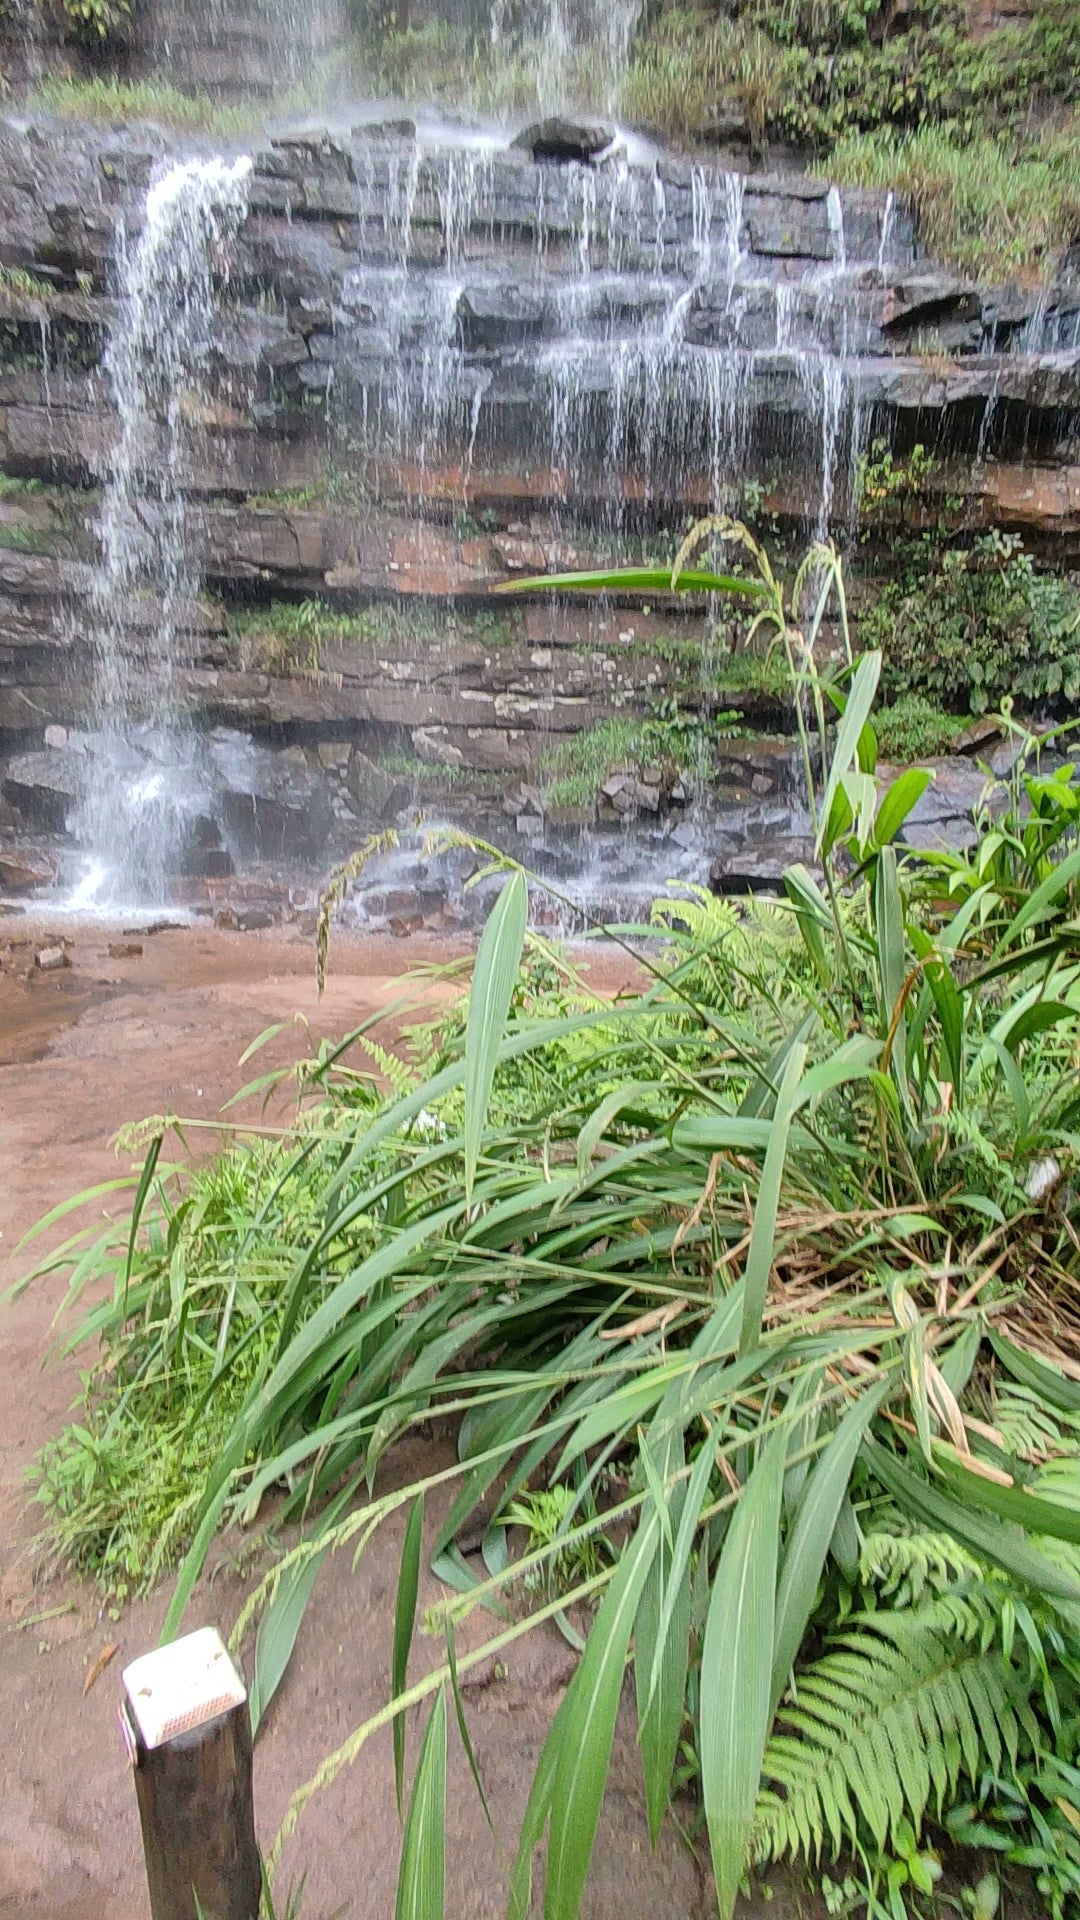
511, 117, 615, 163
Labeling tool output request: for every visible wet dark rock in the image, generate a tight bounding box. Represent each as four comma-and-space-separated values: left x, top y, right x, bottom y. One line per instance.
0, 848, 54, 892
511, 117, 615, 164
356, 117, 417, 142
456, 286, 546, 353
744, 195, 832, 260
882, 274, 980, 331
890, 756, 990, 853
210, 732, 333, 860
346, 748, 409, 822
1, 748, 79, 830
709, 837, 817, 891
699, 99, 752, 146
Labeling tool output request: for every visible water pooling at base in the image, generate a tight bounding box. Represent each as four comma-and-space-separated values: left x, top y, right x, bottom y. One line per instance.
68, 156, 252, 909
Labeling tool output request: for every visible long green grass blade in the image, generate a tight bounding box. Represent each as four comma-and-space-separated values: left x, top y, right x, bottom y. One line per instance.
121, 1132, 163, 1310
989, 1331, 1080, 1413
635, 1529, 691, 1847
494, 567, 764, 598
544, 1508, 661, 1920
740, 1043, 807, 1354
770, 1380, 889, 1713
507, 1689, 573, 1920
933, 1451, 1080, 1543
446, 1620, 495, 1835
394, 1496, 425, 1816
643, 1435, 717, 1719
818, 651, 881, 858
396, 1688, 447, 1920
994, 842, 1080, 952
700, 1424, 787, 1920
248, 1484, 353, 1737
464, 871, 528, 1202
874, 768, 932, 848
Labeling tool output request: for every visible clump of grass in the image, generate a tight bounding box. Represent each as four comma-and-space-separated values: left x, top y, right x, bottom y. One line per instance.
832, 120, 1080, 280
28, 74, 263, 136
711, 648, 791, 699
377, 752, 502, 794
0, 263, 58, 302
542, 701, 740, 808
228, 599, 524, 675
0, 472, 44, 498
0, 521, 58, 554
874, 693, 967, 762
228, 599, 339, 675
621, 9, 781, 147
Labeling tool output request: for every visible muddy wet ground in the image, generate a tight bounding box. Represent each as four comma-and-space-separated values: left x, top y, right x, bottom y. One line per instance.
0, 918, 714, 1920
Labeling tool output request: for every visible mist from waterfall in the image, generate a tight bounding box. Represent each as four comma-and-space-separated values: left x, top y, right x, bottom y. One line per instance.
69, 156, 251, 908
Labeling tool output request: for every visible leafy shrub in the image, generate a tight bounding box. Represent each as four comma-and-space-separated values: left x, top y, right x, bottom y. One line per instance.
862, 530, 1080, 714
874, 693, 965, 761
58, 0, 132, 47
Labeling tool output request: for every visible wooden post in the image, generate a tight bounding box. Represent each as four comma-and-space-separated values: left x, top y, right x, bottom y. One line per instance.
121, 1627, 261, 1920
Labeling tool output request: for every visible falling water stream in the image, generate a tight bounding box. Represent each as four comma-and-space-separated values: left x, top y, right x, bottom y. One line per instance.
26, 16, 910, 917
68, 156, 252, 908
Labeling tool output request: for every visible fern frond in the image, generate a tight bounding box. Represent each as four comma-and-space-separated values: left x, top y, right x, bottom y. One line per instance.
860, 1524, 984, 1605
754, 1596, 1035, 1864
993, 1384, 1080, 1462
651, 886, 743, 944
354, 1037, 422, 1101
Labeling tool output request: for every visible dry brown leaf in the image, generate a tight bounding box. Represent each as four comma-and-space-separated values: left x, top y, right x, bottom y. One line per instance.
925, 1358, 970, 1457
83, 1642, 119, 1696
599, 1297, 690, 1342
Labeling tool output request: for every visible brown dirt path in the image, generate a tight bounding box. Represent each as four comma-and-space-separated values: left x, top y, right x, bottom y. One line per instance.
0, 919, 706, 1920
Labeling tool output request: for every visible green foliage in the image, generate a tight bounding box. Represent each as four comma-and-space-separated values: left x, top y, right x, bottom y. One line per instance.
541, 700, 740, 808
58, 0, 132, 47
229, 599, 337, 676
873, 695, 965, 763
0, 263, 58, 301
0, 519, 57, 554
862, 529, 1080, 715
501, 1485, 610, 1597
0, 473, 44, 498
29, 1129, 344, 1593
27, 75, 260, 136
620, 8, 783, 148
624, 0, 1080, 275
375, 752, 501, 795
755, 1593, 1042, 1863
229, 599, 522, 676
833, 121, 1080, 280
24, 524, 1080, 1920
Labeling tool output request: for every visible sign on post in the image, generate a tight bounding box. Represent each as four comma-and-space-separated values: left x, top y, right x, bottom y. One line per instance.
120, 1626, 261, 1920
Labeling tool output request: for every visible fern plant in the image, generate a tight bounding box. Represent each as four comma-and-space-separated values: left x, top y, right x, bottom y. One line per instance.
754, 1592, 1044, 1864
858, 1524, 985, 1608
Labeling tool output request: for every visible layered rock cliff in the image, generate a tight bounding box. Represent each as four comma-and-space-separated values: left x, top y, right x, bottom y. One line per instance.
0, 111, 1077, 893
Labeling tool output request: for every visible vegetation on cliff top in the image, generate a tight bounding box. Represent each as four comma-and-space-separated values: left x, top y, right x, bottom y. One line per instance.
12, 0, 1080, 276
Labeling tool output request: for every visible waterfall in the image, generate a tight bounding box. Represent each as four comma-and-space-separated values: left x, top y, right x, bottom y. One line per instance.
493, 0, 644, 111
876, 191, 896, 275
69, 156, 251, 908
